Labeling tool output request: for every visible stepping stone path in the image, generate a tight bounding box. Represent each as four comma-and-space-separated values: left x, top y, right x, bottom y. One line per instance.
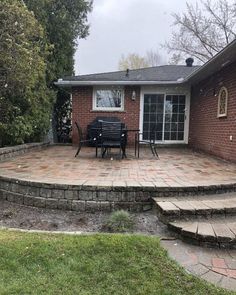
153, 192, 236, 249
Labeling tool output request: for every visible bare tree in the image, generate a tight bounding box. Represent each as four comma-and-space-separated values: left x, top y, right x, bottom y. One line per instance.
118, 53, 149, 70
145, 50, 164, 66
164, 0, 236, 64
118, 50, 164, 70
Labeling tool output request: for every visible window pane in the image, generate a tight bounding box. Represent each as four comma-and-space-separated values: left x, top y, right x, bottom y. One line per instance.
178, 114, 185, 122
96, 89, 122, 108
171, 132, 177, 140
143, 114, 149, 122
164, 132, 170, 140
178, 132, 184, 140
178, 123, 184, 132
171, 123, 177, 131
150, 104, 157, 113
172, 95, 178, 104
165, 123, 170, 131
179, 95, 185, 104
179, 104, 185, 113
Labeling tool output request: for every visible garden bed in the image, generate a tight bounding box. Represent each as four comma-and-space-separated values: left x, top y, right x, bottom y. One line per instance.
0, 200, 168, 236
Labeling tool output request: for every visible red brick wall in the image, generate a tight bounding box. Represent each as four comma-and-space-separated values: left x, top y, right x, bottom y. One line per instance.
72, 86, 140, 145
189, 61, 236, 162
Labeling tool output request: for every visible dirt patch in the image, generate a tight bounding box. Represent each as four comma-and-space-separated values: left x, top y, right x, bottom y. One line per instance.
0, 201, 170, 236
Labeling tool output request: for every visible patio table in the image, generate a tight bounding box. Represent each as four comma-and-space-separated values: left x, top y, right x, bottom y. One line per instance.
90, 126, 140, 158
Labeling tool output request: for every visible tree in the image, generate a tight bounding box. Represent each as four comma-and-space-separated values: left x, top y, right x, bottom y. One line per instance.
0, 0, 54, 146
145, 50, 164, 67
164, 0, 236, 63
23, 0, 92, 142
118, 50, 164, 70
118, 53, 149, 70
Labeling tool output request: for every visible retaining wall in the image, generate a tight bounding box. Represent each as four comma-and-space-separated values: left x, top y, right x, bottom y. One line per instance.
0, 142, 50, 162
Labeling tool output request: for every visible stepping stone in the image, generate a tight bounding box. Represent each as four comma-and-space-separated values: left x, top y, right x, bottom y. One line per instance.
211, 223, 235, 243
172, 201, 195, 214
197, 222, 216, 242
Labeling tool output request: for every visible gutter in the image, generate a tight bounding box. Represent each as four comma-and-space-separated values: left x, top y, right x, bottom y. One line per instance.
54, 80, 186, 87
54, 39, 236, 87
185, 39, 236, 82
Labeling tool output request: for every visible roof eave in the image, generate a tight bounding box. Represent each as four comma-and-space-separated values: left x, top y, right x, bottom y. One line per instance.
185, 39, 236, 84
54, 80, 186, 87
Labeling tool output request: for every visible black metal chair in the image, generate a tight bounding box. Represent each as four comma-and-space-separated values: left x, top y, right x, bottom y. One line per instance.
98, 121, 126, 158
135, 126, 159, 158
74, 122, 98, 157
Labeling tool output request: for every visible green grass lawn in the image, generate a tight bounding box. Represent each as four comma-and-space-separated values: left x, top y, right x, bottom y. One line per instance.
0, 231, 234, 295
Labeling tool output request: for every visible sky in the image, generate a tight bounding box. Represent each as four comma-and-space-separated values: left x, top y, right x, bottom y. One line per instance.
74, 0, 199, 75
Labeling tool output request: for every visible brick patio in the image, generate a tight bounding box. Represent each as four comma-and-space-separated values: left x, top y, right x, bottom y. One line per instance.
0, 145, 236, 187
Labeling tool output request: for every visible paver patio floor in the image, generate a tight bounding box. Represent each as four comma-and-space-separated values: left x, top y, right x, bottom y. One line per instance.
161, 239, 236, 291
0, 145, 236, 187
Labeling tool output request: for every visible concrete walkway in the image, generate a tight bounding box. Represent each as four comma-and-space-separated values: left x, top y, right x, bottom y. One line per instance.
161, 238, 236, 291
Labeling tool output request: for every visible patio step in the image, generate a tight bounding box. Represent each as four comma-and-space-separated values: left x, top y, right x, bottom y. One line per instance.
168, 217, 236, 248
153, 192, 236, 248
153, 192, 236, 224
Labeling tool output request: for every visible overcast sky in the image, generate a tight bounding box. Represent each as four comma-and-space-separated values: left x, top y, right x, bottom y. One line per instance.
74, 0, 199, 75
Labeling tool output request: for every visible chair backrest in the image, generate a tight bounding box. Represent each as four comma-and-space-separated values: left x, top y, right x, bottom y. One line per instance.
100, 121, 124, 141
75, 122, 83, 142
149, 125, 158, 142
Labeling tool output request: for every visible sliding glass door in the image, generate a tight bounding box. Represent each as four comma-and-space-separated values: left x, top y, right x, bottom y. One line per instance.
142, 94, 186, 142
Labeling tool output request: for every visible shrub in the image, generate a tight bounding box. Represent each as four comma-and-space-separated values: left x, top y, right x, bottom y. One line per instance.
103, 210, 134, 233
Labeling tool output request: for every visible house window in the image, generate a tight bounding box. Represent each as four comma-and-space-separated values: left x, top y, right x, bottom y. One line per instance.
93, 87, 124, 111
217, 86, 228, 118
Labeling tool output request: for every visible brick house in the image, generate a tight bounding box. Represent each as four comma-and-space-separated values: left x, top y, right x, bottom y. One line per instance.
56, 39, 236, 162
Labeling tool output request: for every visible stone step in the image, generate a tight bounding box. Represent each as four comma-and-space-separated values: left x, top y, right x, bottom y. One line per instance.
168, 216, 236, 249
153, 192, 236, 223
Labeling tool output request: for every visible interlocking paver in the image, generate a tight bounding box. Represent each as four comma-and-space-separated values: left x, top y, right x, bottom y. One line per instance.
201, 200, 225, 213
212, 223, 235, 242
161, 239, 236, 290
156, 202, 180, 218
188, 200, 211, 215
201, 271, 223, 285
0, 146, 236, 186
197, 223, 216, 242
227, 269, 236, 279
186, 263, 209, 276
172, 201, 195, 214
182, 222, 198, 239
220, 276, 236, 291
212, 267, 228, 276
212, 258, 228, 269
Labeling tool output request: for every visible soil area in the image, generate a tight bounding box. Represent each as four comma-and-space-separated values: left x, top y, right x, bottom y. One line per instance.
0, 201, 170, 237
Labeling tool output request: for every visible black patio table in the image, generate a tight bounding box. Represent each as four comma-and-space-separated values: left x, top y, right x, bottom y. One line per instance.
90, 125, 140, 158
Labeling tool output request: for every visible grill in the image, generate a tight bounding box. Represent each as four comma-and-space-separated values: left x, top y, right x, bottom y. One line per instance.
87, 117, 124, 146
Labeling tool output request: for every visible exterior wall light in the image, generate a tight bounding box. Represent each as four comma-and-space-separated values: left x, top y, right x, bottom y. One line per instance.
132, 90, 136, 101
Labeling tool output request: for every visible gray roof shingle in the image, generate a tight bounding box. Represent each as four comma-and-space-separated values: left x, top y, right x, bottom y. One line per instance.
62, 65, 200, 82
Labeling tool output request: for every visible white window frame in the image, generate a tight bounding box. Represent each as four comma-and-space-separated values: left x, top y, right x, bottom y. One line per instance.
217, 86, 228, 118
92, 86, 124, 111
140, 85, 191, 144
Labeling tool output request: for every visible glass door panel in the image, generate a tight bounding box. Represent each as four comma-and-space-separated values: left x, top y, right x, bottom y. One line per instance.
164, 95, 186, 141
143, 94, 164, 140
142, 94, 186, 142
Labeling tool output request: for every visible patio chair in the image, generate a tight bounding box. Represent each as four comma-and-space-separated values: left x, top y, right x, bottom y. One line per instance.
98, 121, 126, 158
74, 122, 98, 157
135, 125, 159, 158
